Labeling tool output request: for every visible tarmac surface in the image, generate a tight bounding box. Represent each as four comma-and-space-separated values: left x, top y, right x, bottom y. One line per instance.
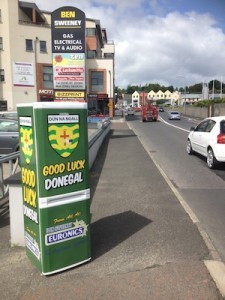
0, 118, 224, 299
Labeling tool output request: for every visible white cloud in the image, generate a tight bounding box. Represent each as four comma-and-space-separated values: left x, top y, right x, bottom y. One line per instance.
114, 11, 225, 88
25, 0, 225, 88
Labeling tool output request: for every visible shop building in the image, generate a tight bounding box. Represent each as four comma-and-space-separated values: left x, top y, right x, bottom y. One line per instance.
0, 0, 115, 116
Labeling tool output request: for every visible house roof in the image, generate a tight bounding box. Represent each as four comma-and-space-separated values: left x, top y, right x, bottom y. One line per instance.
19, 1, 46, 23
87, 18, 104, 48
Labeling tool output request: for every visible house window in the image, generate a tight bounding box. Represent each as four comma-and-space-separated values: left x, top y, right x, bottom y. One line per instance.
0, 37, 3, 50
26, 39, 33, 51
43, 66, 53, 89
86, 28, 96, 36
91, 71, 104, 92
104, 53, 114, 58
40, 41, 47, 52
0, 69, 5, 82
87, 50, 96, 58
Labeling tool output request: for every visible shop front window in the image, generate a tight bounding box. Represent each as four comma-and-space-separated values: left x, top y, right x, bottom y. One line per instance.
43, 66, 53, 89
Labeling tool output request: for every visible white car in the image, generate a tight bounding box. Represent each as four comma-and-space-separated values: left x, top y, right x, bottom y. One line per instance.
126, 107, 135, 116
168, 111, 180, 120
187, 116, 225, 169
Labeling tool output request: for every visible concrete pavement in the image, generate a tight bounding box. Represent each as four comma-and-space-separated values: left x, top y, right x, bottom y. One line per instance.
0, 118, 224, 299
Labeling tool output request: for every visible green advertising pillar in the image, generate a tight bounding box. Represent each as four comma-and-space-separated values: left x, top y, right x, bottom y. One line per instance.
17, 102, 91, 275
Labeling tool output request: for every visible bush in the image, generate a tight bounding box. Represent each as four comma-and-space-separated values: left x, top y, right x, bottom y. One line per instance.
193, 98, 225, 107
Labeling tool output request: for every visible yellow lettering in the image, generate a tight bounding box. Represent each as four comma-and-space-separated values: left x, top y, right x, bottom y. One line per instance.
66, 214, 73, 220
43, 163, 65, 176
79, 160, 85, 169
23, 186, 37, 208
53, 218, 65, 224
67, 160, 85, 171
21, 167, 35, 188
74, 212, 81, 217
61, 11, 75, 18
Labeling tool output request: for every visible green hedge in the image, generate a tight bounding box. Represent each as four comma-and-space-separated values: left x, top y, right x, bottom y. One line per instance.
193, 98, 225, 107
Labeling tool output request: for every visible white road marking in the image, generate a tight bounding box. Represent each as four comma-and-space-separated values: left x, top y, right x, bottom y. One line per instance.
158, 115, 190, 133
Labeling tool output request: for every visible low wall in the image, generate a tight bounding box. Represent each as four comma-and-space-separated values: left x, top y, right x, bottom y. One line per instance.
88, 120, 111, 168
182, 106, 208, 119
214, 103, 225, 116
181, 103, 225, 119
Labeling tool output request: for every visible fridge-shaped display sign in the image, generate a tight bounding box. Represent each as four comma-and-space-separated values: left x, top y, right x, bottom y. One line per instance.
17, 102, 91, 275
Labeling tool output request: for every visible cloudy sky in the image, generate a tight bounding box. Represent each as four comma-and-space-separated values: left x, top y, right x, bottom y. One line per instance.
24, 0, 225, 89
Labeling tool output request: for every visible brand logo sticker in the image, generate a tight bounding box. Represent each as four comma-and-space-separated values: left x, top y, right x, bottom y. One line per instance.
48, 114, 79, 158
20, 117, 33, 164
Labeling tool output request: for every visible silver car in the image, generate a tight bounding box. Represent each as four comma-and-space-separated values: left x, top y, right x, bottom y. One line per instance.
0, 118, 19, 156
168, 111, 181, 120
0, 111, 18, 120
126, 107, 135, 116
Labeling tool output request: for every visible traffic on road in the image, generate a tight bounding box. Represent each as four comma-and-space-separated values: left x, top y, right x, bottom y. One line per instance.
126, 108, 225, 263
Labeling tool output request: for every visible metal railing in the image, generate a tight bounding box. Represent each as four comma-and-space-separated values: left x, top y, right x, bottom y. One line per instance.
0, 152, 20, 199
0, 120, 110, 199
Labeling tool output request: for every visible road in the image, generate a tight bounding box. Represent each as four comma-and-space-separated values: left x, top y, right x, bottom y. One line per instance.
126, 110, 225, 262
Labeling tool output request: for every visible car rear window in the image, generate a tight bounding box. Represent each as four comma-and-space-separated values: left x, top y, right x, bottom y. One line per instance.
0, 120, 18, 132
220, 121, 225, 134
0, 112, 17, 119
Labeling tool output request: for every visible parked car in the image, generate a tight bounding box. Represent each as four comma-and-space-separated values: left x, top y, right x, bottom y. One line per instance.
0, 111, 18, 120
168, 111, 181, 120
134, 106, 141, 112
158, 107, 164, 112
0, 118, 19, 156
187, 116, 225, 169
126, 107, 135, 116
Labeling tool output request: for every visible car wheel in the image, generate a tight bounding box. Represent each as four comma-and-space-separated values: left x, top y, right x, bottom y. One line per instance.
207, 147, 218, 169
187, 139, 193, 155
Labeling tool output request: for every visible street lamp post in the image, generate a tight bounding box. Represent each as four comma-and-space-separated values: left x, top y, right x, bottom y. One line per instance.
108, 70, 113, 117
184, 85, 186, 114
141, 88, 145, 107
176, 75, 186, 114
34, 37, 39, 100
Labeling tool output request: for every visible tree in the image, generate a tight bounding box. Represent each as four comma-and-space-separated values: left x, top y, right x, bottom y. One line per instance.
122, 81, 224, 94
126, 85, 138, 94
114, 86, 125, 99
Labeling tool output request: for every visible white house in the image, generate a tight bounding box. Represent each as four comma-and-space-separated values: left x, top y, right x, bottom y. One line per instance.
131, 91, 140, 107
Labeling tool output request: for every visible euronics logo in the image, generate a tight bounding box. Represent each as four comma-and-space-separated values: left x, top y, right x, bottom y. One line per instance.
45, 220, 88, 245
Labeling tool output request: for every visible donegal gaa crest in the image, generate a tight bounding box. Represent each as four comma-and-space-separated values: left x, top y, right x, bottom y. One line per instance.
20, 126, 33, 164
48, 114, 80, 158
